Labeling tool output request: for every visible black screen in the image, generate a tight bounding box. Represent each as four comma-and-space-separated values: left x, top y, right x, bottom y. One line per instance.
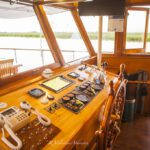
1, 108, 16, 116
79, 0, 125, 16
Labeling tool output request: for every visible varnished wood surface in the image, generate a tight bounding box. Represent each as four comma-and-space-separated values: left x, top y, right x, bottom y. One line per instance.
0, 65, 117, 150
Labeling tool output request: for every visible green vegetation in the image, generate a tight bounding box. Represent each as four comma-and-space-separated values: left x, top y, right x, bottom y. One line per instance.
0, 32, 149, 42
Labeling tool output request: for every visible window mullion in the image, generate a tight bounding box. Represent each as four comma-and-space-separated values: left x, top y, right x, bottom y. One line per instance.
144, 10, 149, 53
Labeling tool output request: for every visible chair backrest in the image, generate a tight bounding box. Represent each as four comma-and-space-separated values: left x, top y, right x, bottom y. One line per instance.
0, 59, 14, 78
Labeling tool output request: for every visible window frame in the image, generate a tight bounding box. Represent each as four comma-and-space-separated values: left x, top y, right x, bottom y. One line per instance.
123, 7, 149, 54
101, 16, 116, 54
43, 9, 96, 63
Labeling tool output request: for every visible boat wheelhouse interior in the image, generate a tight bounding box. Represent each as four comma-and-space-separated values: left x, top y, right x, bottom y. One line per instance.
0, 0, 150, 150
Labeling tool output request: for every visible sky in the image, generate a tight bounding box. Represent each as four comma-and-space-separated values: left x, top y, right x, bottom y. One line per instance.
0, 9, 148, 33
0, 11, 99, 33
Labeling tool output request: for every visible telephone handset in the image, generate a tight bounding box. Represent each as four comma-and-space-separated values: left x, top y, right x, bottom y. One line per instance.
20, 101, 51, 126
0, 115, 22, 150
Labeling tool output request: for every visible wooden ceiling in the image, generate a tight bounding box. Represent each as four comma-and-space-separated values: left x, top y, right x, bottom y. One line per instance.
126, 0, 150, 5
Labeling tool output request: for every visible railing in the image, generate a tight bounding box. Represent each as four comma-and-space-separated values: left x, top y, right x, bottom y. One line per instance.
0, 48, 89, 66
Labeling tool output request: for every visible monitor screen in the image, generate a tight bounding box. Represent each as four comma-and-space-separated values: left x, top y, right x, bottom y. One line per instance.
79, 0, 125, 16
41, 76, 74, 93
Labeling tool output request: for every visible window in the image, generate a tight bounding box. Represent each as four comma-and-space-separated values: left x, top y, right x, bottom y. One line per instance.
81, 16, 99, 51
81, 16, 115, 54
0, 16, 55, 73
44, 9, 90, 63
146, 12, 150, 52
102, 16, 115, 53
125, 9, 147, 49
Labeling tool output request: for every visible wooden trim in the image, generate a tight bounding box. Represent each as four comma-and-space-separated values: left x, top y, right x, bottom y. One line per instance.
35, 0, 86, 5
71, 9, 96, 57
124, 49, 144, 54
33, 4, 65, 66
0, 64, 80, 96
144, 9, 149, 51
103, 53, 150, 58
123, 7, 149, 53
97, 16, 103, 68
126, 1, 150, 6
123, 8, 128, 52
48, 3, 75, 10
127, 7, 150, 11
82, 56, 97, 65
115, 32, 124, 56
0, 55, 97, 89
127, 8, 149, 51
128, 80, 150, 84
0, 62, 60, 87
98, 16, 103, 52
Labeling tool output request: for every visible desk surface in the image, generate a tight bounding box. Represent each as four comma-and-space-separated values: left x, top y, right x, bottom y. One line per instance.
0, 65, 116, 150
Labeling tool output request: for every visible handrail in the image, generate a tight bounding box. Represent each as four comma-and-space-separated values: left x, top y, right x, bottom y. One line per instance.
0, 47, 89, 68
66, 56, 89, 64
0, 48, 88, 53
128, 80, 150, 84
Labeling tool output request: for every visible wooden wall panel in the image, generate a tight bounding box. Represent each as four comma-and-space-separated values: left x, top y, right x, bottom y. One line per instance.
102, 56, 150, 74
102, 55, 150, 114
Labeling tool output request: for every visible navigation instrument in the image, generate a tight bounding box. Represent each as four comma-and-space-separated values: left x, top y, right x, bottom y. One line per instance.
41, 76, 75, 93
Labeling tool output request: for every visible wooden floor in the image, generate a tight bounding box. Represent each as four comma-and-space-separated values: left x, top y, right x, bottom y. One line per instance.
113, 115, 150, 150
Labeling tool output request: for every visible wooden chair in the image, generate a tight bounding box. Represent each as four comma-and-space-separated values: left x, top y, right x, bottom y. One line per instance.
0, 59, 21, 78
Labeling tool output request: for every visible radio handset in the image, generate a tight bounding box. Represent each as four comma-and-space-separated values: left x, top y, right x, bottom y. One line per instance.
20, 101, 51, 126
0, 115, 22, 150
